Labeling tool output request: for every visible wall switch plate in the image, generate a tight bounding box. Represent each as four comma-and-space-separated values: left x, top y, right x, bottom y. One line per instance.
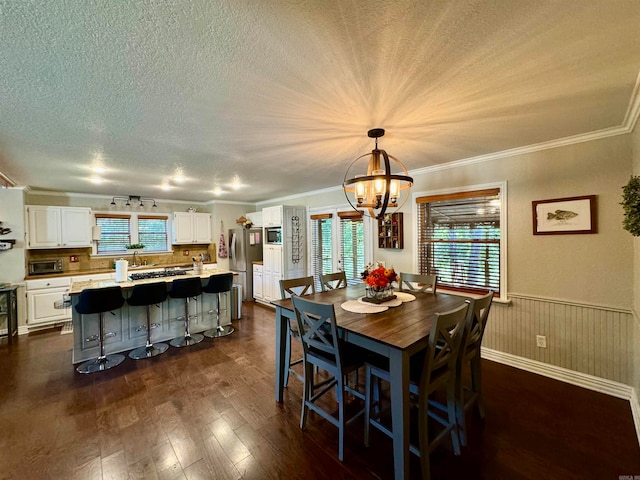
536, 335, 547, 348
70, 255, 78, 263
183, 250, 189, 256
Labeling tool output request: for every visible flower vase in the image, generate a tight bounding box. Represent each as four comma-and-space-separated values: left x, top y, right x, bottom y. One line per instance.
364, 285, 396, 304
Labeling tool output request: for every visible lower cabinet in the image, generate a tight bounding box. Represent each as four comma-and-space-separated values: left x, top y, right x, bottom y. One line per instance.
26, 277, 72, 327
253, 264, 263, 300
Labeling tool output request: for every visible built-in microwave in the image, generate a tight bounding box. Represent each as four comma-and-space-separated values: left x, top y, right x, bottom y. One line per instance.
265, 227, 282, 244
28, 258, 64, 275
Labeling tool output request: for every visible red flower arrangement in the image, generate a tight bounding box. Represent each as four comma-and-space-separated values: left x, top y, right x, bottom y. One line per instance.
361, 263, 397, 290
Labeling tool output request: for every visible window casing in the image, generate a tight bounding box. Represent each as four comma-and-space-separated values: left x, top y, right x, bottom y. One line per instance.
94, 213, 170, 255
309, 208, 371, 290
416, 186, 505, 296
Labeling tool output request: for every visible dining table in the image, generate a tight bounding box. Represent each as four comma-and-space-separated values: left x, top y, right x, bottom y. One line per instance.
271, 284, 467, 480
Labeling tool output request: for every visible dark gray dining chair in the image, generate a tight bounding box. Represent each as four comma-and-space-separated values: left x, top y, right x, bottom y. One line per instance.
398, 272, 437, 293
279, 276, 315, 387
364, 301, 469, 480
456, 290, 494, 446
292, 295, 370, 461
320, 271, 347, 292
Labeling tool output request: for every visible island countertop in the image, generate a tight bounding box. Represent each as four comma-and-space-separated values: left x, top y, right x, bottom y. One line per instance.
69, 269, 235, 295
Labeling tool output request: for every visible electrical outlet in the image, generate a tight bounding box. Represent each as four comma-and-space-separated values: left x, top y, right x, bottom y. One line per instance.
536, 335, 547, 348
183, 249, 189, 256
69, 255, 78, 263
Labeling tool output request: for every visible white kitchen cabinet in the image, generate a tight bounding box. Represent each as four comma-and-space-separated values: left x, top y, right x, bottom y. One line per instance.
253, 264, 263, 300
26, 276, 72, 327
262, 206, 283, 227
246, 211, 263, 227
26, 206, 92, 249
172, 212, 211, 244
263, 244, 283, 301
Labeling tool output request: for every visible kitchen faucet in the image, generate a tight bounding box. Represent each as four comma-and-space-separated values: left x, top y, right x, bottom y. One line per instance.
131, 250, 140, 267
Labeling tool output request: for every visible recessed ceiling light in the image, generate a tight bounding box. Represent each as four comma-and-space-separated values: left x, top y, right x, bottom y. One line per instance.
213, 187, 223, 196
92, 166, 105, 174
160, 182, 171, 191
230, 175, 242, 190
90, 177, 104, 184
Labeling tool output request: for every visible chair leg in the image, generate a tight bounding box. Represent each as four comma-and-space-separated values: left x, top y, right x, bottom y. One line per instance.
337, 374, 345, 461
76, 312, 125, 374
129, 305, 169, 359
204, 292, 234, 338
170, 297, 203, 347
284, 330, 292, 387
447, 381, 461, 456
455, 362, 468, 447
364, 365, 372, 447
300, 361, 313, 430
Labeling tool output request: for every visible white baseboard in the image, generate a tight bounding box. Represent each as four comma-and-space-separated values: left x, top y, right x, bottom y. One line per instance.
481, 347, 640, 447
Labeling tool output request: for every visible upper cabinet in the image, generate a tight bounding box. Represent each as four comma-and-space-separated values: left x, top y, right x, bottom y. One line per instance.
172, 212, 211, 244
262, 206, 283, 227
26, 206, 92, 249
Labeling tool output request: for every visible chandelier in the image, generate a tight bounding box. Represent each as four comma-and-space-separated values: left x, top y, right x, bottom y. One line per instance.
110, 195, 157, 208
343, 129, 413, 219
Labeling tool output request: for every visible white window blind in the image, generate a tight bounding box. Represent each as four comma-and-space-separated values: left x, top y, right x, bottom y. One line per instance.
95, 214, 131, 254
338, 211, 365, 285
310, 213, 333, 290
417, 188, 501, 294
138, 215, 168, 252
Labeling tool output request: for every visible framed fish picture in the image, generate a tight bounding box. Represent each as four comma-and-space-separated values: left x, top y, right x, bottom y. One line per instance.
532, 195, 597, 235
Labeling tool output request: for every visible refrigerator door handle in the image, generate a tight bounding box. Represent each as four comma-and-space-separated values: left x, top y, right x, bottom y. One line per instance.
230, 232, 236, 259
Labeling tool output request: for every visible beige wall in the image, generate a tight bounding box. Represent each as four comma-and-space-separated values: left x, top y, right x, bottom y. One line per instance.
0, 187, 26, 284
631, 123, 640, 397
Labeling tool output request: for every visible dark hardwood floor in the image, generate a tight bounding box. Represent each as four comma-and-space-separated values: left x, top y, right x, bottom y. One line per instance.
1, 302, 638, 480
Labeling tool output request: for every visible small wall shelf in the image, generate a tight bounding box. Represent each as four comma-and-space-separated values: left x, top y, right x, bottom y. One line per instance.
377, 213, 404, 249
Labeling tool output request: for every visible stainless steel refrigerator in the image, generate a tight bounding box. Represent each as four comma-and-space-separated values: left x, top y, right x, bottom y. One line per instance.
229, 228, 263, 301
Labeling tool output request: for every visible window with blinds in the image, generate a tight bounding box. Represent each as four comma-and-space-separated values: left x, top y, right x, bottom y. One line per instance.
138, 216, 168, 252
338, 211, 365, 285
417, 188, 501, 294
95, 214, 131, 254
310, 214, 333, 289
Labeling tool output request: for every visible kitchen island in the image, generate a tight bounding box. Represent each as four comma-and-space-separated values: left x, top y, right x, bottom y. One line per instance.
69, 269, 234, 364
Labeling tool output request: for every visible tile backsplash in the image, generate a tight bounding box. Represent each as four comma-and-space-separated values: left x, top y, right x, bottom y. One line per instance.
27, 244, 217, 274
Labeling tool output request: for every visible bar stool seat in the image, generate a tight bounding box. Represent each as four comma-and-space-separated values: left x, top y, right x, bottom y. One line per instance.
168, 277, 204, 348
75, 286, 125, 374
127, 282, 169, 360
203, 273, 234, 338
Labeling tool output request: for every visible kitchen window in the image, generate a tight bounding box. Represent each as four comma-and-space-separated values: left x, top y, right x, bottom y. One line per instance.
94, 213, 170, 254
415, 183, 506, 297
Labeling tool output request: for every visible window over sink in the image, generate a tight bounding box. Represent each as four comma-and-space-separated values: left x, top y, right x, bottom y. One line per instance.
94, 213, 170, 255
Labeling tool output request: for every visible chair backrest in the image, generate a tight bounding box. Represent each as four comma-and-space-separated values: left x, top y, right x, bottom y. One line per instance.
399, 273, 437, 294
168, 277, 202, 299
75, 286, 124, 315
280, 276, 315, 299
291, 295, 341, 368
127, 282, 168, 307
203, 272, 234, 294
320, 271, 347, 292
419, 302, 469, 391
462, 291, 494, 354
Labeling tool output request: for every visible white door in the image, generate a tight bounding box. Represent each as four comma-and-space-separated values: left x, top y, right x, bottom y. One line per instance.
193, 213, 211, 243
27, 206, 61, 248
61, 207, 92, 247
173, 212, 193, 244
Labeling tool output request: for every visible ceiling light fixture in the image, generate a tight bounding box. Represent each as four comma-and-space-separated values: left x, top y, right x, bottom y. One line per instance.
343, 129, 413, 220
110, 195, 157, 209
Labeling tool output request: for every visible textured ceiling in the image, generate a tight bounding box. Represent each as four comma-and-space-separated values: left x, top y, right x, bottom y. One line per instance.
1, 0, 639, 203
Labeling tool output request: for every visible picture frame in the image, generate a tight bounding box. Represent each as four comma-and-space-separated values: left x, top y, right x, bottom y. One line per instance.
532, 195, 597, 235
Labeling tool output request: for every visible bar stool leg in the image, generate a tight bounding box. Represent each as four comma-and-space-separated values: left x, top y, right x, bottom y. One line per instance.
129, 304, 169, 359
77, 312, 125, 374
170, 297, 204, 347
204, 292, 235, 338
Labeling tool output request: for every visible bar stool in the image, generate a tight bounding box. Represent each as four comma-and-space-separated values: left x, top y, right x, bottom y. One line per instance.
75, 286, 125, 374
127, 282, 169, 360
168, 277, 204, 348
203, 273, 234, 338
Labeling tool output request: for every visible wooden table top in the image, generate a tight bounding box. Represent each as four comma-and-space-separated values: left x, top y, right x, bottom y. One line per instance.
271, 285, 467, 351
